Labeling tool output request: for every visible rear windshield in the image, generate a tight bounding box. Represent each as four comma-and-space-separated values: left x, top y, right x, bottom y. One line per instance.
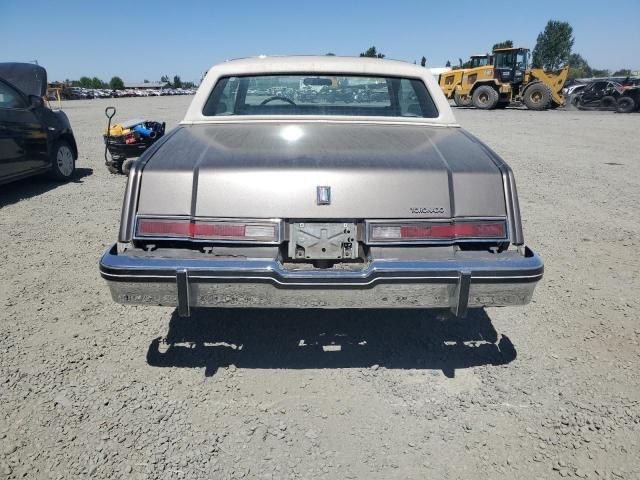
202, 74, 438, 118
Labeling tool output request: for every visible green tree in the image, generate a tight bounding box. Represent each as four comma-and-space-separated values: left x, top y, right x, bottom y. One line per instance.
445, 60, 451, 68
591, 68, 610, 78
612, 69, 632, 77
109, 76, 124, 90
492, 40, 513, 51
420, 56, 427, 67
359, 46, 384, 58
325, 52, 336, 56
160, 75, 170, 84
172, 75, 182, 88
532, 20, 574, 70
567, 53, 594, 79
91, 77, 106, 88
78, 76, 92, 88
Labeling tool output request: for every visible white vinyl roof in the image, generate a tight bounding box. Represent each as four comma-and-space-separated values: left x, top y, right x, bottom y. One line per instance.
182, 55, 458, 126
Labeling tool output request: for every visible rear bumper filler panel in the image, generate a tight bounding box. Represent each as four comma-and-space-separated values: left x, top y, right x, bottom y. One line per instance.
99, 245, 543, 316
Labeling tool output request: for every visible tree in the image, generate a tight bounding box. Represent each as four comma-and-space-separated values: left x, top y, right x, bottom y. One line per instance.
532, 20, 574, 70
359, 46, 384, 58
325, 52, 336, 56
420, 56, 427, 67
445, 60, 451, 68
567, 53, 593, 79
143, 79, 149, 83
613, 69, 632, 77
172, 75, 182, 88
492, 40, 513, 51
591, 68, 610, 78
91, 77, 106, 88
78, 76, 92, 88
109, 76, 124, 90
160, 75, 170, 83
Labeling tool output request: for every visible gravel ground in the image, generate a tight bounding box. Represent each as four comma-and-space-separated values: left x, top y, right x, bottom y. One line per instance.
1, 97, 639, 480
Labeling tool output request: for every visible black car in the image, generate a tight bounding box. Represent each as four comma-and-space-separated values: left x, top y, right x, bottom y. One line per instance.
571, 80, 623, 110
0, 63, 78, 185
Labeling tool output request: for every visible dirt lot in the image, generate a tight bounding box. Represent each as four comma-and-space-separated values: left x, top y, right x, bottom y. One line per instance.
1, 97, 639, 480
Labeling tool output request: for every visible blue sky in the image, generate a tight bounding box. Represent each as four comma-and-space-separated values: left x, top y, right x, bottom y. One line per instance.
3, 0, 639, 83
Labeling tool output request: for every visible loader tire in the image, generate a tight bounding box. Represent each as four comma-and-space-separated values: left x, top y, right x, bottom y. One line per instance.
523, 83, 552, 110
616, 96, 636, 113
453, 92, 472, 107
600, 96, 616, 110
472, 86, 499, 110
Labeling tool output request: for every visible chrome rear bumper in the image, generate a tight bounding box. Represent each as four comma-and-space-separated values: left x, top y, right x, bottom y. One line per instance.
99, 245, 543, 317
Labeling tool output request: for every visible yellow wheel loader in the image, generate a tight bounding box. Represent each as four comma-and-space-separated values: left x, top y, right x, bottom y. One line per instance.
438, 54, 491, 107
453, 48, 568, 110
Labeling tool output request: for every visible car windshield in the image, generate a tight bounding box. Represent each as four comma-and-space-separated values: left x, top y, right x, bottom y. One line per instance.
202, 74, 439, 118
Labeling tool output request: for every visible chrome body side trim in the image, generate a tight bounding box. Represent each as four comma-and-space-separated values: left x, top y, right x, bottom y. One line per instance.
118, 129, 180, 243
460, 130, 524, 245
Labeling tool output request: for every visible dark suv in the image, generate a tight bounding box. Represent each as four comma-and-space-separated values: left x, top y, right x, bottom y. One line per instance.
0, 63, 78, 185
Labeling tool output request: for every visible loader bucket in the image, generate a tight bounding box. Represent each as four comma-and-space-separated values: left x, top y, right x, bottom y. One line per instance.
530, 66, 569, 106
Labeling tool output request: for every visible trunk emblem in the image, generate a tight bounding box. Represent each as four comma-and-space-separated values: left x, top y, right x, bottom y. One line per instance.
316, 186, 331, 205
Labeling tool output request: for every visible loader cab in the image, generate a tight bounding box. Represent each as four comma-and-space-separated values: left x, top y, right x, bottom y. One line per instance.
493, 48, 529, 85
469, 54, 492, 68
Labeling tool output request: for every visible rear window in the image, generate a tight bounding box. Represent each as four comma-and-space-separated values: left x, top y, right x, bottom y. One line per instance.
202, 74, 438, 118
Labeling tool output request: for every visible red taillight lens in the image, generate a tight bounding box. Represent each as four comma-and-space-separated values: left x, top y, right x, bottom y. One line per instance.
193, 223, 245, 238
136, 218, 279, 242
369, 221, 506, 243
138, 220, 191, 237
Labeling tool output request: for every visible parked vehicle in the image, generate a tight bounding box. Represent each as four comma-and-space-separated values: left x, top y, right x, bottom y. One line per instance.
0, 63, 78, 185
438, 54, 492, 106
453, 47, 568, 110
571, 80, 623, 110
562, 79, 586, 97
99, 56, 543, 319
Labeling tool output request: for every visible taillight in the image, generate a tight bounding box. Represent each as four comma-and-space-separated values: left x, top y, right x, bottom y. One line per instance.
367, 220, 506, 243
136, 218, 280, 243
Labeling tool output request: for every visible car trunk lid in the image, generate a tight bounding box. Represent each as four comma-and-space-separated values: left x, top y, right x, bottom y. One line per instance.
137, 122, 506, 220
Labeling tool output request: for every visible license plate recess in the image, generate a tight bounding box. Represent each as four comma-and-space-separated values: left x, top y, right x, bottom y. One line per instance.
288, 222, 358, 260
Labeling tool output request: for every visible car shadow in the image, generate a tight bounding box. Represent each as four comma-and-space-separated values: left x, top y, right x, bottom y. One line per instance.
0, 167, 92, 208
147, 308, 517, 378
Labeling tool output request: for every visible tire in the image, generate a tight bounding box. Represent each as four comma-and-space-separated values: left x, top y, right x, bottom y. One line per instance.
49, 140, 76, 180
106, 163, 120, 174
600, 96, 616, 110
523, 82, 552, 110
453, 92, 471, 107
121, 158, 136, 176
568, 94, 581, 108
616, 96, 636, 114
472, 86, 499, 109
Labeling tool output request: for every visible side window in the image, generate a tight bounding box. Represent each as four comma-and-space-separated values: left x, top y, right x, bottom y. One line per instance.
215, 78, 239, 114
397, 79, 419, 116
0, 82, 25, 109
